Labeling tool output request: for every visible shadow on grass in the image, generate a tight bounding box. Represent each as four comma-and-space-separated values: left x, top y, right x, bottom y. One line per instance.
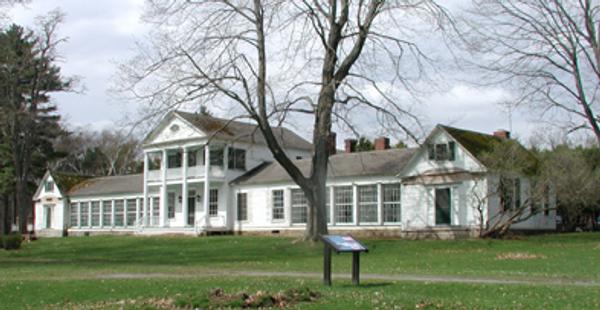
337, 282, 392, 288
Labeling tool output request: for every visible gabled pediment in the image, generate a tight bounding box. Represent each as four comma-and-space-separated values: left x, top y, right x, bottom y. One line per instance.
142, 112, 206, 146
399, 126, 487, 178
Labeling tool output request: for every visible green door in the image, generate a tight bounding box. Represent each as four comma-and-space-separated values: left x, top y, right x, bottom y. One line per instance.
435, 188, 451, 225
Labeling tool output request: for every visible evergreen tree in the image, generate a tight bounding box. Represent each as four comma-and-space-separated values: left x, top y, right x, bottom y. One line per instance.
0, 17, 70, 233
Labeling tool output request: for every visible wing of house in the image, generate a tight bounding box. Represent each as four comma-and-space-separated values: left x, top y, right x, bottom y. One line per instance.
32, 113, 556, 238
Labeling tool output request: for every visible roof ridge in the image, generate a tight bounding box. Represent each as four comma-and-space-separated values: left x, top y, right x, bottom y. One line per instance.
174, 110, 288, 130
438, 124, 496, 138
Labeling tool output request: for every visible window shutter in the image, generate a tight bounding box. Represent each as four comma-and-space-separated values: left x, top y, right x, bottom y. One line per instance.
428, 144, 435, 160
448, 141, 456, 161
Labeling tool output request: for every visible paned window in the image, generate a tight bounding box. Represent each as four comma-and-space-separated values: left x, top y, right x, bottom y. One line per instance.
326, 187, 331, 223
45, 181, 54, 192
237, 193, 247, 221
70, 203, 78, 227
335, 186, 353, 223
91, 201, 100, 227
209, 189, 218, 216
80, 202, 90, 226
126, 199, 137, 226
102, 201, 112, 226
428, 141, 456, 161
209, 146, 224, 167
167, 192, 176, 219
168, 150, 182, 168
500, 177, 521, 211
358, 185, 378, 223
114, 200, 124, 226
272, 190, 284, 220
383, 184, 401, 222
228, 148, 246, 170
152, 197, 160, 226
291, 189, 308, 224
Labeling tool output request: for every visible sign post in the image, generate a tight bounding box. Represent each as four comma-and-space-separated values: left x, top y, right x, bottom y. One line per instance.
320, 235, 368, 286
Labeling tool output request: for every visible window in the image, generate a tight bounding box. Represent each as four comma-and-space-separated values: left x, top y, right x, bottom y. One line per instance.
435, 188, 451, 225
209, 189, 218, 216
80, 202, 90, 226
326, 187, 331, 223
114, 200, 124, 226
126, 199, 137, 226
91, 201, 100, 227
152, 197, 160, 226
188, 149, 198, 167
272, 190, 284, 220
69, 203, 79, 227
208, 146, 224, 167
500, 177, 521, 211
44, 205, 52, 228
167, 192, 176, 219
228, 148, 246, 170
428, 141, 455, 161
45, 181, 54, 192
102, 201, 112, 226
383, 184, 401, 222
237, 193, 247, 221
358, 185, 378, 223
335, 186, 353, 223
148, 152, 162, 170
291, 189, 308, 224
168, 150, 182, 168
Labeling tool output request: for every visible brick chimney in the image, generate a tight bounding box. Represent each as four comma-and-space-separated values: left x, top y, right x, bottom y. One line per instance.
327, 132, 337, 155
344, 138, 357, 153
374, 137, 390, 150
493, 129, 511, 139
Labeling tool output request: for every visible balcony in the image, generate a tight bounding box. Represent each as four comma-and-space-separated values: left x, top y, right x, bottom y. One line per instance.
147, 165, 227, 182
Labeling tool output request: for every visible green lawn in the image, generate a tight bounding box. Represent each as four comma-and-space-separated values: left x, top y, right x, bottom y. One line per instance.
1, 233, 600, 309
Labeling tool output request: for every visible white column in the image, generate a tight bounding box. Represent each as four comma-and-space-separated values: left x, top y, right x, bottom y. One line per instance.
146, 197, 154, 226
160, 149, 168, 227
99, 200, 104, 228
123, 198, 128, 228
77, 202, 81, 228
182, 147, 189, 227
111, 200, 115, 227
377, 183, 383, 225
329, 186, 336, 226
223, 145, 229, 171
352, 184, 358, 225
143, 152, 149, 227
135, 197, 140, 224
204, 144, 210, 227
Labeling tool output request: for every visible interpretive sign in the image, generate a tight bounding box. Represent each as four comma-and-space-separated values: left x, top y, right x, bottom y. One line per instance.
320, 235, 368, 286
321, 235, 368, 253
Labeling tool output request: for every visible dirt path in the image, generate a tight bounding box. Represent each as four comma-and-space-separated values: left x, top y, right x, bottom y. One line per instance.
98, 270, 600, 287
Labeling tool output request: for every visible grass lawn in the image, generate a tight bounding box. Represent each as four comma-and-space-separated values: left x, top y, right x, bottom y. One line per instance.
1, 233, 600, 309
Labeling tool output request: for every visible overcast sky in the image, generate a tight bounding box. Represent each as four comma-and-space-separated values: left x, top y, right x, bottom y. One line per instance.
6, 0, 542, 145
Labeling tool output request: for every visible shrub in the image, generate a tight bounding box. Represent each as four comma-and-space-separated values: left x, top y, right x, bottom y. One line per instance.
2, 233, 22, 250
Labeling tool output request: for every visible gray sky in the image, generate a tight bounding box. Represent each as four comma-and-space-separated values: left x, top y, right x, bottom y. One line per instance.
6, 0, 540, 144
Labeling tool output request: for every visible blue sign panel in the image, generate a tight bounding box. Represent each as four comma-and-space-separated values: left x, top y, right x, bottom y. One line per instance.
321, 235, 368, 253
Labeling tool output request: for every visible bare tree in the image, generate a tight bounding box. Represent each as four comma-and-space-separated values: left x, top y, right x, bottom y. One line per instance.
120, 1, 450, 240
53, 128, 141, 176
469, 140, 550, 238
462, 0, 600, 145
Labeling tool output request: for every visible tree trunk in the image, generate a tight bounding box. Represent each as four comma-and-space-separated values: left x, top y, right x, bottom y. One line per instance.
15, 180, 30, 234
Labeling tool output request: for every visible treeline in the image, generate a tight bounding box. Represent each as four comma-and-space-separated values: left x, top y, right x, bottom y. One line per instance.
537, 145, 600, 231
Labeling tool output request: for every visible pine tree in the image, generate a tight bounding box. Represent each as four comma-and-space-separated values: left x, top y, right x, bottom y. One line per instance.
0, 17, 70, 233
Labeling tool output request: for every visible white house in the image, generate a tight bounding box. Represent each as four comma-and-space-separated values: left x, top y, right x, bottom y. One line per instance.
33, 111, 556, 238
